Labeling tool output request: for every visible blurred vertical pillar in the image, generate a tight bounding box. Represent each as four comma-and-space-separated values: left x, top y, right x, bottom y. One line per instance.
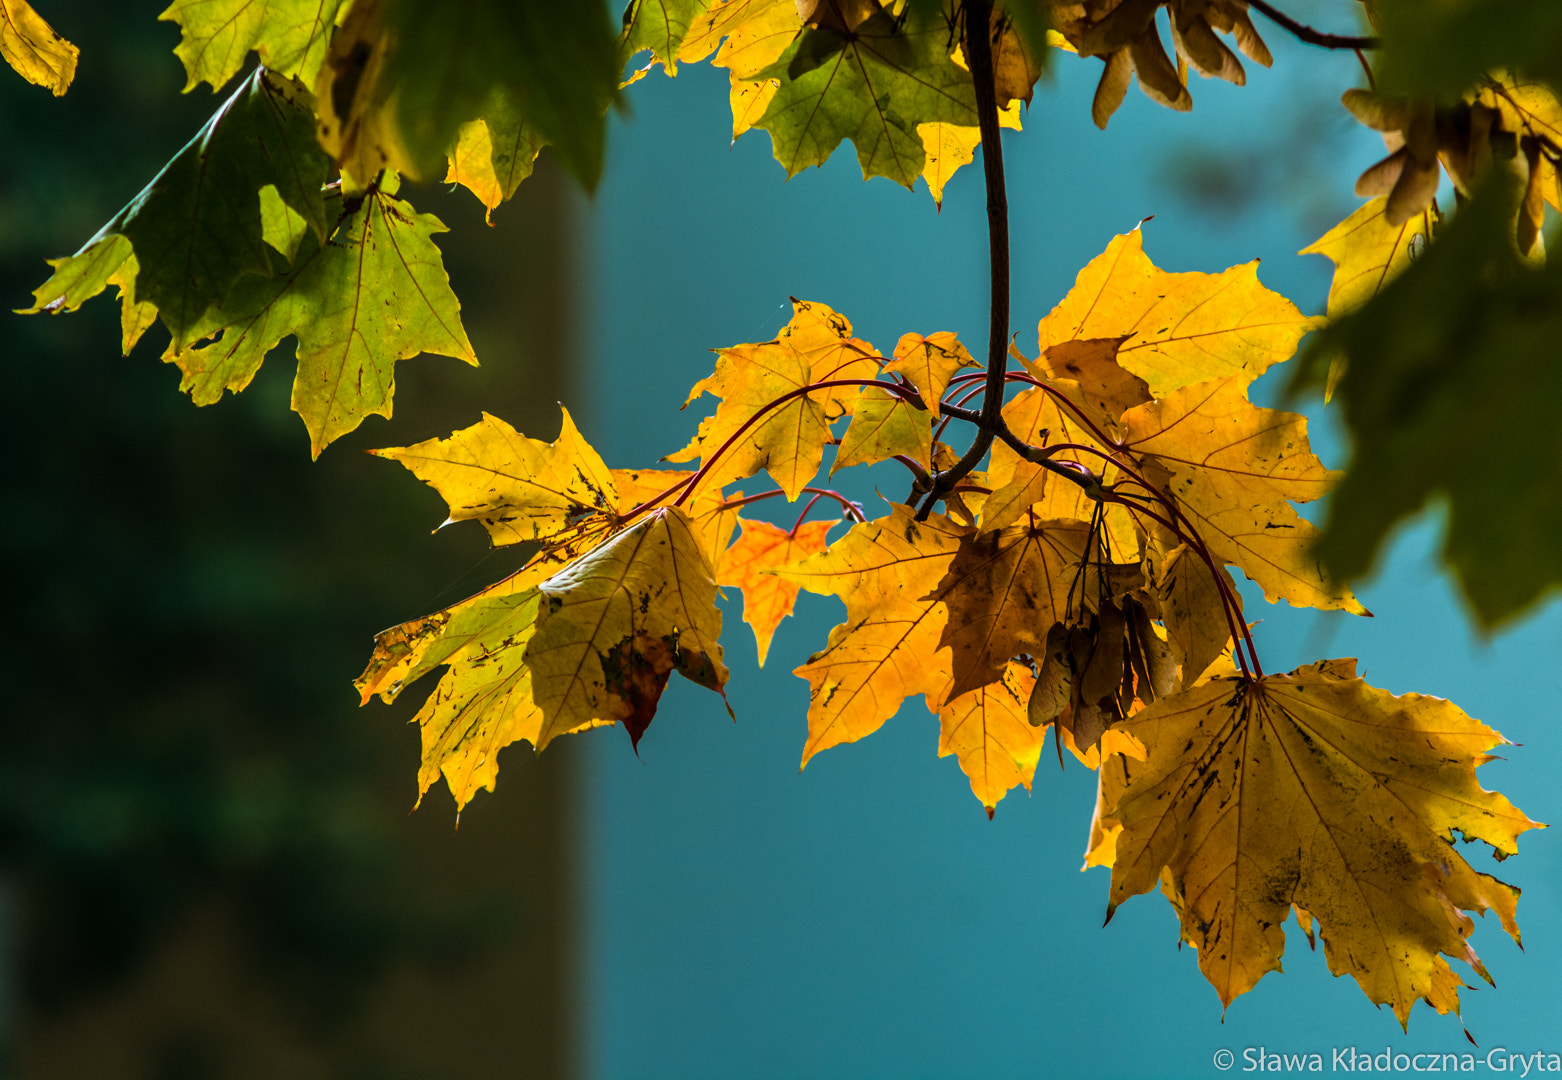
11, 152, 582, 1080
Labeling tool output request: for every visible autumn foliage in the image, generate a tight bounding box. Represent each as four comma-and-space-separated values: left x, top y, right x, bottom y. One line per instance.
13, 0, 1559, 1032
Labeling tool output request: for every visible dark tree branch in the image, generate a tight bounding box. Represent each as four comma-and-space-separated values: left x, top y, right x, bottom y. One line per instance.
1247, 0, 1379, 51
918, 0, 1012, 520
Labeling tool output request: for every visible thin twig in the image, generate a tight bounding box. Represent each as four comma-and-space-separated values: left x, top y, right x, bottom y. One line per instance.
1247, 0, 1379, 51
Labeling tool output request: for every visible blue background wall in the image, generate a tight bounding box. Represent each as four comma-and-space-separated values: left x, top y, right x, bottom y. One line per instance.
578, 15, 1562, 1078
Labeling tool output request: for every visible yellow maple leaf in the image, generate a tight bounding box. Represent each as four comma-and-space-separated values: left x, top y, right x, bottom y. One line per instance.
832, 386, 932, 474
916, 102, 1021, 208
680, 0, 799, 73
397, 587, 546, 810
680, 0, 798, 140
773, 504, 966, 763
1018, 336, 1151, 422
1039, 227, 1318, 396
717, 517, 837, 665
444, 113, 543, 224
1475, 74, 1562, 215
1301, 196, 1436, 319
356, 564, 551, 707
353, 561, 567, 810
525, 507, 730, 750
610, 467, 742, 570
1099, 660, 1542, 1024
934, 660, 1044, 818
372, 408, 618, 549
1, 0, 77, 95
884, 331, 977, 412
668, 299, 880, 499
1145, 536, 1238, 690
1121, 376, 1366, 613
982, 381, 1139, 558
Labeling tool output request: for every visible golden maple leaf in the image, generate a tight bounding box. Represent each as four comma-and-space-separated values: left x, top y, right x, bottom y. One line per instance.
354, 563, 561, 810
772, 504, 966, 763
1120, 376, 1366, 613
883, 331, 978, 412
1038, 227, 1318, 396
832, 386, 932, 474
933, 660, 1045, 818
717, 517, 837, 665
1, 0, 78, 95
668, 299, 880, 499
982, 380, 1138, 556
1301, 197, 1438, 320
525, 507, 730, 750
1098, 660, 1542, 1024
371, 408, 618, 549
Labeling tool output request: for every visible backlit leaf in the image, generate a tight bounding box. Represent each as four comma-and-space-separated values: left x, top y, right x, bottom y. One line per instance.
753, 4, 978, 187
38, 68, 331, 348
934, 659, 1044, 818
883, 330, 977, 412
525, 508, 729, 750
982, 381, 1138, 557
611, 468, 743, 570
832, 386, 932, 474
668, 298, 880, 499
620, 0, 716, 74
1121, 377, 1365, 613
1300, 197, 1436, 318
1474, 74, 1562, 214
1100, 661, 1540, 1023
1, 0, 77, 95
915, 101, 1021, 207
717, 517, 836, 665
371, 409, 617, 548
443, 87, 546, 223
159, 0, 344, 92
167, 186, 477, 456
679, 0, 798, 73
1038, 227, 1318, 396
775, 504, 965, 763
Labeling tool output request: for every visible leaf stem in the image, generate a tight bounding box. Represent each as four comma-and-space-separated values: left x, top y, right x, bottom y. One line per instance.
917, 0, 1011, 520
790, 492, 828, 535
715, 486, 866, 523
1246, 0, 1379, 51
672, 378, 916, 508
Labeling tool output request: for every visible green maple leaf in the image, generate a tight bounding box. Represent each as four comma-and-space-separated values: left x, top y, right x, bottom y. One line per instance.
377, 0, 618, 188
28, 68, 330, 349
159, 0, 346, 92
1374, 0, 1562, 99
754, 5, 977, 187
169, 185, 477, 457
1303, 178, 1562, 625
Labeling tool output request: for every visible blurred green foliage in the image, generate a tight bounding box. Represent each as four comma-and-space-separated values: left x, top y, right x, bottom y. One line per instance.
0, 3, 575, 1076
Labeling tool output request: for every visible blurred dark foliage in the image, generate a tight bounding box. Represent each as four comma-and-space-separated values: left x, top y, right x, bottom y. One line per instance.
0, 4, 576, 1077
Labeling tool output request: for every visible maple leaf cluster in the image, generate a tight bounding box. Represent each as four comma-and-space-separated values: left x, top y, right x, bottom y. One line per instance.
355, 227, 1539, 1026
11, 0, 1555, 1033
